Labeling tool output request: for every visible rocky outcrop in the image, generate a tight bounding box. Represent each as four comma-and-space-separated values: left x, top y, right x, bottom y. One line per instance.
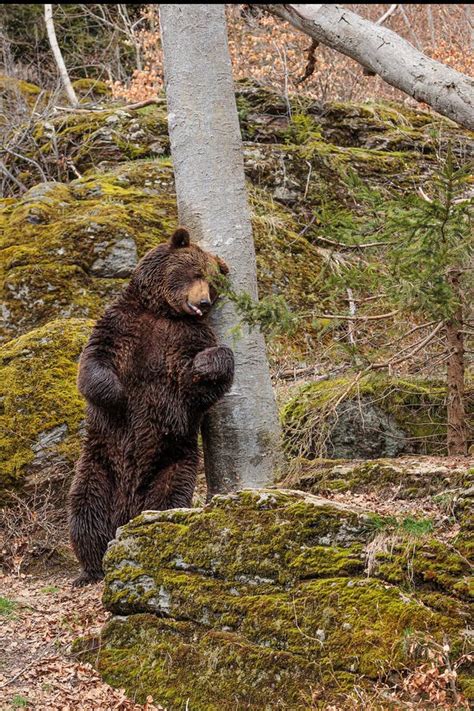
281, 374, 474, 458
282, 456, 474, 500
74, 489, 473, 708
1, 80, 472, 497
0, 318, 93, 499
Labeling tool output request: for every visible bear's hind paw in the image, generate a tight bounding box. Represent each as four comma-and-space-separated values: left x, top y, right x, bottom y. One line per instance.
71, 570, 104, 588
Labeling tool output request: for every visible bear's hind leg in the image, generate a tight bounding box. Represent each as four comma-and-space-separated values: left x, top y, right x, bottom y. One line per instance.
143, 452, 199, 511
68, 458, 114, 587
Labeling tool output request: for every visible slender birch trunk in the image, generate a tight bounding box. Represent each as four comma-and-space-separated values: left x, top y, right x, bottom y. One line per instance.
44, 4, 78, 107
159, 4, 280, 496
257, 4, 474, 131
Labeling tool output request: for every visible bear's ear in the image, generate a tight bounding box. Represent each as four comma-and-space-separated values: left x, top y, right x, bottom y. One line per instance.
216, 256, 229, 275
170, 227, 190, 249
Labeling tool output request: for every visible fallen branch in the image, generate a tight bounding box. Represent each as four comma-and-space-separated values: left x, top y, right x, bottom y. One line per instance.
256, 4, 474, 131
373, 322, 444, 369
314, 234, 391, 250
53, 98, 164, 114
364, 4, 399, 75
321, 309, 399, 321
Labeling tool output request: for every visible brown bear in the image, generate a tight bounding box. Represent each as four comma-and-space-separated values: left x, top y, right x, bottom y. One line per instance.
68, 227, 234, 587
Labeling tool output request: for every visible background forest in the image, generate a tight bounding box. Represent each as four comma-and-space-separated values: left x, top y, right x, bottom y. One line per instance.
0, 4, 473, 710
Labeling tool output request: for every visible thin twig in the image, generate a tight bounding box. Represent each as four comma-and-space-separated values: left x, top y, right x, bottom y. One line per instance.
0, 160, 27, 192
314, 234, 391, 250
374, 322, 444, 369
321, 309, 399, 321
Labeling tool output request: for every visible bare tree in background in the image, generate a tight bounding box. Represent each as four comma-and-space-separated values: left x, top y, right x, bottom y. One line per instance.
44, 4, 78, 107
159, 4, 281, 496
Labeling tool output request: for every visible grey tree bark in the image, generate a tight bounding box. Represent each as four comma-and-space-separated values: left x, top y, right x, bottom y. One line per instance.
257, 4, 474, 132
159, 4, 281, 496
44, 4, 78, 107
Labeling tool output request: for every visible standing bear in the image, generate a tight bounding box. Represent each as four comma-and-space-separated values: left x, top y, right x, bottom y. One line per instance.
69, 227, 234, 587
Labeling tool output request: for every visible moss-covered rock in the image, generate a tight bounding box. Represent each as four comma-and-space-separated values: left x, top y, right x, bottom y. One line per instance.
75, 489, 472, 708
283, 456, 474, 500
0, 318, 92, 499
71, 78, 111, 101
33, 104, 169, 177
281, 373, 474, 458
0, 170, 177, 341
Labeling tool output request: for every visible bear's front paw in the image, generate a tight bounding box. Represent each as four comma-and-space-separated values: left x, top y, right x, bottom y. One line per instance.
192, 346, 234, 382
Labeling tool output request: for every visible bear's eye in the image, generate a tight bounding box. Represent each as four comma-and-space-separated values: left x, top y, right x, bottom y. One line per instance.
193, 272, 204, 280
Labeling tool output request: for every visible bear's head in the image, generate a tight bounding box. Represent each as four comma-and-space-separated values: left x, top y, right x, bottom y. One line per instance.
130, 227, 229, 318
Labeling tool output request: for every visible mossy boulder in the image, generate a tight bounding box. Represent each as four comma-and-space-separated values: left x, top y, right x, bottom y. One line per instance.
283, 456, 474, 501
0, 317, 92, 500
28, 104, 170, 182
281, 373, 474, 458
0, 170, 177, 341
75, 489, 472, 708
71, 78, 111, 102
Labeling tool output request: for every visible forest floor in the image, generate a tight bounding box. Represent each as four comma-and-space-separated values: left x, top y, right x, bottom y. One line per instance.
0, 570, 163, 711
0, 455, 471, 710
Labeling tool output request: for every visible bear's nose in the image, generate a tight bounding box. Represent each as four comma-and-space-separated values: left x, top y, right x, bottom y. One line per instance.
199, 298, 211, 310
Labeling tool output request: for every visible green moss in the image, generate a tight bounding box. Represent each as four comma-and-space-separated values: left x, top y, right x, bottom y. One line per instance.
71, 78, 111, 98
80, 490, 471, 707
287, 457, 472, 499
281, 373, 472, 457
75, 614, 336, 710
0, 171, 177, 341
30, 105, 170, 179
373, 538, 473, 599
0, 318, 93, 497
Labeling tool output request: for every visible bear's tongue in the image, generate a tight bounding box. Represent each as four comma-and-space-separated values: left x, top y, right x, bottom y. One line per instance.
188, 302, 203, 317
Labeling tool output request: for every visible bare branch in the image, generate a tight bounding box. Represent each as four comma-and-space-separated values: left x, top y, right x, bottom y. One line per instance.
256, 4, 474, 131
314, 234, 391, 249
0, 160, 27, 193
53, 98, 164, 114
376, 4, 398, 26
321, 309, 399, 321
373, 322, 444, 369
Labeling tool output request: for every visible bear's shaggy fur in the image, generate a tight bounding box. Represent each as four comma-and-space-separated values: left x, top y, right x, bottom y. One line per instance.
68, 228, 234, 586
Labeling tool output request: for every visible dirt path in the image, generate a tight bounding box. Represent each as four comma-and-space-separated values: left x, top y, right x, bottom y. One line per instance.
0, 571, 163, 710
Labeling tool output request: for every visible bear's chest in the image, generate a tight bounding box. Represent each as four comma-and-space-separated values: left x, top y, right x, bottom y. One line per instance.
128, 317, 212, 387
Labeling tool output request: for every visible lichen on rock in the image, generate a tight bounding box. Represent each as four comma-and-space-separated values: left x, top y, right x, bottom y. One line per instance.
73, 489, 472, 708
0, 318, 93, 499
0, 167, 177, 341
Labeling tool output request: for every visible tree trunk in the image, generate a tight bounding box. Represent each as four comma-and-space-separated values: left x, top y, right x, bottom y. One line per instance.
257, 4, 474, 132
159, 4, 281, 496
445, 272, 467, 456
44, 4, 78, 107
